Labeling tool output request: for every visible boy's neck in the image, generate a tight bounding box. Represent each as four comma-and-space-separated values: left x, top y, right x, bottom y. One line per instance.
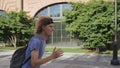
39, 32, 48, 40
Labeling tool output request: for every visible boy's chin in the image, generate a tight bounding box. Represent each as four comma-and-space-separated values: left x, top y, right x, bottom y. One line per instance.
49, 35, 52, 36
47, 34, 52, 36
47, 33, 53, 36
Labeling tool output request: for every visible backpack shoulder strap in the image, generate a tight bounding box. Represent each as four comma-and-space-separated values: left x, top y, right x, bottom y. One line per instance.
21, 45, 31, 66
22, 56, 31, 66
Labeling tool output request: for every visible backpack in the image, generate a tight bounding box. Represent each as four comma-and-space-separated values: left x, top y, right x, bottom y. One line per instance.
10, 46, 31, 68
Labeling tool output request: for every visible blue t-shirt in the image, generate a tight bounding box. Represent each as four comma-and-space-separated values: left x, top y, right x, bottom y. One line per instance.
22, 34, 46, 68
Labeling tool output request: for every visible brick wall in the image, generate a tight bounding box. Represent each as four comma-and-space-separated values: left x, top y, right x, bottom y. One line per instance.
0, 0, 21, 12
23, 0, 90, 17
0, 0, 90, 17
0, 0, 113, 17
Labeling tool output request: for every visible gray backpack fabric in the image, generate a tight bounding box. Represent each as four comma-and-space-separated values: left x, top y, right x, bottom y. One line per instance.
10, 46, 30, 68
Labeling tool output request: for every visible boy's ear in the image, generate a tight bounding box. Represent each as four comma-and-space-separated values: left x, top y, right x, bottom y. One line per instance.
42, 26, 46, 31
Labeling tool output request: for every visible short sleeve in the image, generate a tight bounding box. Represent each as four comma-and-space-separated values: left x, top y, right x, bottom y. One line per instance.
28, 38, 43, 51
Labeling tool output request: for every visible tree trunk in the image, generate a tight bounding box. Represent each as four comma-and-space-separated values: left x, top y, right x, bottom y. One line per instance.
96, 47, 100, 54
3, 42, 6, 47
3, 39, 7, 47
9, 34, 17, 48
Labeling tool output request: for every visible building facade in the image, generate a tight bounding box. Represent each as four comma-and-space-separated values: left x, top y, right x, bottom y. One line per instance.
0, 0, 90, 17
0, 0, 90, 46
0, 0, 113, 46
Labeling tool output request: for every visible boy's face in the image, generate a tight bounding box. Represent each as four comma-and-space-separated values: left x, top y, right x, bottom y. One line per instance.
43, 23, 54, 36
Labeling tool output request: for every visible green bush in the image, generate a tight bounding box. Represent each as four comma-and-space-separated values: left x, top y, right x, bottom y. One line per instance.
63, 0, 120, 51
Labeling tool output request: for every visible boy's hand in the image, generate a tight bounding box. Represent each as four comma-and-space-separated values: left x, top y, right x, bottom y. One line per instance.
51, 47, 63, 59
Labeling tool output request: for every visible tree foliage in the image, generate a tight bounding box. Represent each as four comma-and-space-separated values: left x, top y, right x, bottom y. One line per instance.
63, 0, 120, 50
0, 11, 35, 48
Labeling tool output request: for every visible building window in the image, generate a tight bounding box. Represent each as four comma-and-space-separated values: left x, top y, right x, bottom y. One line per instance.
0, 10, 6, 16
36, 8, 48, 18
36, 3, 72, 17
35, 3, 73, 45
62, 4, 72, 16
50, 4, 60, 17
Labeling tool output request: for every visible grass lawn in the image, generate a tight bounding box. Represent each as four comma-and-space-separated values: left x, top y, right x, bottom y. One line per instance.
0, 46, 120, 55
0, 46, 89, 53
45, 47, 90, 53
0, 46, 23, 50
45, 47, 120, 55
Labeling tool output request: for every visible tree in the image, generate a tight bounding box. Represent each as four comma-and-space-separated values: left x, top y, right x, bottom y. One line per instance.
0, 11, 35, 48
63, 0, 120, 51
0, 13, 9, 47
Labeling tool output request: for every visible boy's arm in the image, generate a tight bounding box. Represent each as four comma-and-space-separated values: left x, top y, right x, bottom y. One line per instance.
31, 47, 63, 67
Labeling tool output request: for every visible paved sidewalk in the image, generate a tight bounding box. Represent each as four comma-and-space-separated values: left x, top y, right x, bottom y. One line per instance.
0, 50, 120, 68
41, 53, 120, 68
0, 50, 15, 57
